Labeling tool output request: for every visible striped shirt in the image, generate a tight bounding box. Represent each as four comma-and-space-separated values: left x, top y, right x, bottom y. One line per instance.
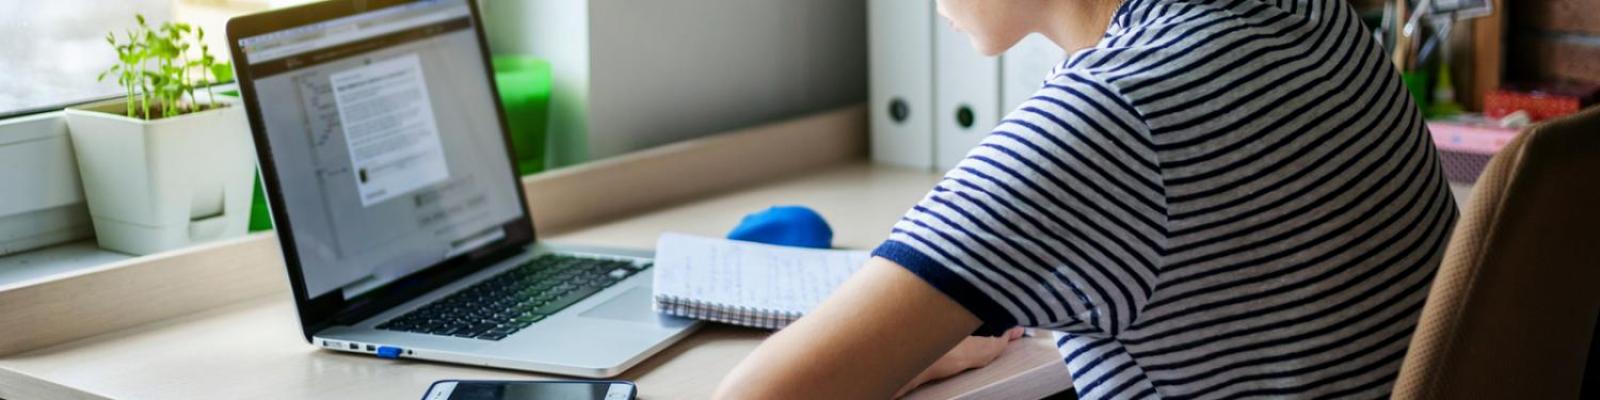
871, 0, 1457, 398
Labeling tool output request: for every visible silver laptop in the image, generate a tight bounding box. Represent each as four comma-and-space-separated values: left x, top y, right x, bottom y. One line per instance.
226, 0, 698, 378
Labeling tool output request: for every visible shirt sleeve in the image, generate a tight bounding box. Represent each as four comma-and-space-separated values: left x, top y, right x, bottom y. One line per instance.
873, 71, 1165, 337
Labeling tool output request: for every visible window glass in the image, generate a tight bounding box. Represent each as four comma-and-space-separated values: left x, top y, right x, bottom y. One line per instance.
0, 0, 301, 116
1, 1, 166, 114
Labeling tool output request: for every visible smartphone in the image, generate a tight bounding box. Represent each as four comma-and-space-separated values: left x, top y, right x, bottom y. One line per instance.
421, 380, 636, 400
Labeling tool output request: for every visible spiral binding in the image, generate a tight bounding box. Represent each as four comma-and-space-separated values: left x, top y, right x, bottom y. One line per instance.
653, 295, 804, 330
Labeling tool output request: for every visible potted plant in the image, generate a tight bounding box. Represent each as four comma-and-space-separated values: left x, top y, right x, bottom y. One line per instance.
63, 15, 256, 255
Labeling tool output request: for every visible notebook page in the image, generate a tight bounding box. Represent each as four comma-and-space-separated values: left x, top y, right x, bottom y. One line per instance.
653, 233, 870, 314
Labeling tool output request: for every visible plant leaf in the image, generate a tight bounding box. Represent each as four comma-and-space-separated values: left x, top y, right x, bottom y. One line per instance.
210, 63, 234, 83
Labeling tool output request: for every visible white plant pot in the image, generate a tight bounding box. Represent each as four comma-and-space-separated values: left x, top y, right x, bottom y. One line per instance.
63, 100, 257, 256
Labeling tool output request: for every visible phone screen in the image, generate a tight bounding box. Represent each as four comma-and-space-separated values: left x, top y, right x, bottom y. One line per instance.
423, 381, 635, 400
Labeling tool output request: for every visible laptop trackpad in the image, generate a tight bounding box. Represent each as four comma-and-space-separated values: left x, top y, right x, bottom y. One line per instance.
579, 287, 656, 323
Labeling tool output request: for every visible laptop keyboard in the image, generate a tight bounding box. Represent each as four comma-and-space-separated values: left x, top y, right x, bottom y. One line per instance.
375, 254, 648, 341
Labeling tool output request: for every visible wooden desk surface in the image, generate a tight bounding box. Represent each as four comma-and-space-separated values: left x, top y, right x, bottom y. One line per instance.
0, 163, 1073, 400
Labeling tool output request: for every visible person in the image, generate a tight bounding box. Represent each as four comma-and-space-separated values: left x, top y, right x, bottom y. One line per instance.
716, 0, 1457, 398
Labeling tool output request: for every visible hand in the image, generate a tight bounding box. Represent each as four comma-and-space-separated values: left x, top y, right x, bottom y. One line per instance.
894, 327, 1026, 398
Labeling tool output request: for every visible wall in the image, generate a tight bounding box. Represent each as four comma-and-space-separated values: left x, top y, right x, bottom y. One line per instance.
479, 0, 592, 168
1506, 0, 1600, 84
586, 0, 867, 160
481, 0, 867, 165
0, 113, 93, 257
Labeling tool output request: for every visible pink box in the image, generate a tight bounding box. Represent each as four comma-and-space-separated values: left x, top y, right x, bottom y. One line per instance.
1427, 116, 1521, 184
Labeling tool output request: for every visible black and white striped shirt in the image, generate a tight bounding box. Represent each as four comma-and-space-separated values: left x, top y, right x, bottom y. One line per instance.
871, 0, 1457, 398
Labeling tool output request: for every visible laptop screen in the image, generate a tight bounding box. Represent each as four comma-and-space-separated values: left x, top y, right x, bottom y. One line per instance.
236, 0, 526, 301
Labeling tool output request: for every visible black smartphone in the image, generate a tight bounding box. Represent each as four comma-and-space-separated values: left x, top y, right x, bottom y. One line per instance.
421, 380, 636, 400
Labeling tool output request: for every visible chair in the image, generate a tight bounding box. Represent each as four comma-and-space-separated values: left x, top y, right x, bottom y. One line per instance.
1393, 106, 1600, 399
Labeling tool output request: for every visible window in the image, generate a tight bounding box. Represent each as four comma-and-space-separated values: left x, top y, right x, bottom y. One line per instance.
0, 0, 307, 117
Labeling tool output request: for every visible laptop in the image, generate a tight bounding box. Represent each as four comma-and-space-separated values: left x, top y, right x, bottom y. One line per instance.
225, 0, 699, 378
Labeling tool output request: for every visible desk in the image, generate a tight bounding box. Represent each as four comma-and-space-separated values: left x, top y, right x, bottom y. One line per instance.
0, 163, 1074, 400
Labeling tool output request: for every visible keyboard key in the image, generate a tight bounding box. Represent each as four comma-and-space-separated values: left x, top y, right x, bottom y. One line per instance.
529, 287, 603, 316
377, 254, 628, 341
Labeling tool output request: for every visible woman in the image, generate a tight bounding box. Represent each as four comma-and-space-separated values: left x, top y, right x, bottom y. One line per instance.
719, 0, 1455, 398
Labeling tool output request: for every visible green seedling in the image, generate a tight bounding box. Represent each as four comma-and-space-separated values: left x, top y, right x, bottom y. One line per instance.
97, 14, 233, 120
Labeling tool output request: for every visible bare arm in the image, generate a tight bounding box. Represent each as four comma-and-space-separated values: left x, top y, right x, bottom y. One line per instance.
714, 257, 983, 399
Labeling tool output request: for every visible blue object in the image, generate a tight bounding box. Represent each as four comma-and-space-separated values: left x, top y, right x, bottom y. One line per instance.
376, 346, 403, 359
726, 206, 833, 249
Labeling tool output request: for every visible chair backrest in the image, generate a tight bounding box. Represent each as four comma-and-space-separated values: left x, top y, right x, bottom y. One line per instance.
1393, 106, 1600, 399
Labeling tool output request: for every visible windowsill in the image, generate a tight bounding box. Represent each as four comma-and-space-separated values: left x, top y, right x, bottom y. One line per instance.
0, 86, 239, 291
0, 241, 131, 290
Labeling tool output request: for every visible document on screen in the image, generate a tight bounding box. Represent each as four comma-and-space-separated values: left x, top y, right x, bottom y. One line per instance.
330, 53, 451, 207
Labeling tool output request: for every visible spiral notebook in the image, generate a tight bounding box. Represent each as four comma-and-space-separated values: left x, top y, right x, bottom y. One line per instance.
652, 233, 870, 330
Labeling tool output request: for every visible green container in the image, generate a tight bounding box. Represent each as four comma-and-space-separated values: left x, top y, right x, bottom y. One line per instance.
491, 56, 554, 176
248, 169, 273, 232
217, 89, 276, 233
1401, 71, 1431, 113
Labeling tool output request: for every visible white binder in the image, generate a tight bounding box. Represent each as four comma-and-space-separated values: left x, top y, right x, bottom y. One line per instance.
867, 0, 936, 170
933, 13, 1001, 171
1001, 34, 1065, 112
